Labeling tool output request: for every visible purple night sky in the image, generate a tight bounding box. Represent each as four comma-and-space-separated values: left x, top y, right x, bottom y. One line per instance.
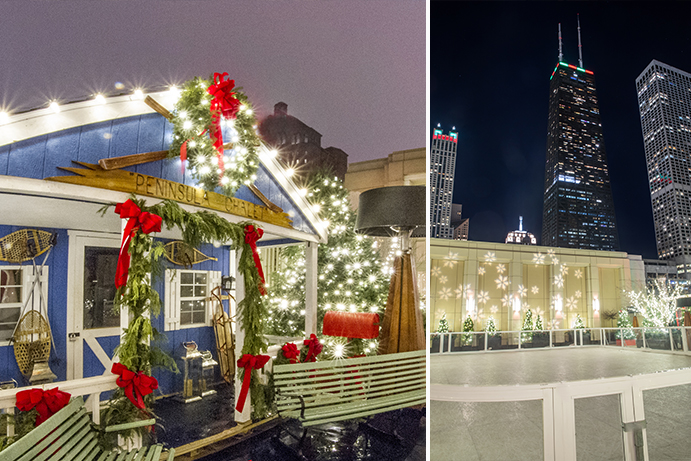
0, 1, 426, 163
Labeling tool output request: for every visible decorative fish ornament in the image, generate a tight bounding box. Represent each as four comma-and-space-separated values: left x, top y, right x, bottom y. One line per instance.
0, 229, 55, 263
164, 241, 218, 267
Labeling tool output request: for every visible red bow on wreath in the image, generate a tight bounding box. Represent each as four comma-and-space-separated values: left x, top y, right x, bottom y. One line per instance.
235, 354, 270, 413
16, 387, 71, 426
303, 334, 323, 363
207, 72, 242, 176
112, 362, 159, 410
114, 200, 162, 290
282, 343, 300, 364
244, 225, 267, 295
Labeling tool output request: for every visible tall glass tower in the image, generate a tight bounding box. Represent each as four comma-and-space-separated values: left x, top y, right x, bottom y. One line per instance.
542, 24, 619, 250
636, 60, 691, 276
430, 125, 458, 239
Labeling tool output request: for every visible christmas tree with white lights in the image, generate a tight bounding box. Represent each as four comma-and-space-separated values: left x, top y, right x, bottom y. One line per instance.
521, 309, 534, 342
265, 171, 391, 356
437, 312, 450, 333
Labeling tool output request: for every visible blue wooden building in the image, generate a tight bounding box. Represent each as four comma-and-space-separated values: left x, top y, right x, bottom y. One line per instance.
0, 90, 326, 414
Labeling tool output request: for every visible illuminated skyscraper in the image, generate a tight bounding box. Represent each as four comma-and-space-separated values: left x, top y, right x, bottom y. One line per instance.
430, 125, 458, 239
542, 21, 619, 251
636, 60, 691, 277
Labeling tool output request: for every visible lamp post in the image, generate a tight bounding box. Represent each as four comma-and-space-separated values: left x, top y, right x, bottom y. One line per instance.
355, 186, 425, 354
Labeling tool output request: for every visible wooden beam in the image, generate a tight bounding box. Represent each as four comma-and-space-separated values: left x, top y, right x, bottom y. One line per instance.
145, 96, 172, 120
248, 184, 283, 213
98, 150, 169, 170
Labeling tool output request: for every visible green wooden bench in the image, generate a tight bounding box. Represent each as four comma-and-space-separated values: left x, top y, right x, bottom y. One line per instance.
273, 349, 426, 427
1, 396, 175, 461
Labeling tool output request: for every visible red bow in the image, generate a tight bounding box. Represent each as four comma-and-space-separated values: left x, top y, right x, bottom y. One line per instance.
114, 200, 162, 289
244, 225, 267, 295
235, 354, 270, 413
303, 334, 323, 363
112, 362, 159, 410
282, 343, 300, 364
16, 388, 71, 426
207, 72, 241, 177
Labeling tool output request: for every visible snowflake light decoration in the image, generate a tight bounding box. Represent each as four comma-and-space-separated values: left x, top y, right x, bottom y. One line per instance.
478, 266, 486, 276
532, 253, 545, 264
484, 252, 497, 263
431, 266, 441, 277
547, 249, 555, 257
454, 286, 465, 299
501, 293, 511, 307
517, 284, 527, 298
553, 274, 564, 288
478, 290, 489, 304
438, 287, 451, 300
443, 253, 459, 267
574, 290, 582, 299
531, 286, 540, 295
490, 305, 499, 314
439, 275, 448, 285
574, 269, 583, 279
496, 264, 506, 274
560, 265, 569, 276
566, 296, 577, 311
495, 275, 509, 290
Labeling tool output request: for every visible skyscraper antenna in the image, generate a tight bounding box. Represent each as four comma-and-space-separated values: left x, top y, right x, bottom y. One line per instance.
519, 216, 523, 232
577, 14, 583, 68
558, 23, 563, 63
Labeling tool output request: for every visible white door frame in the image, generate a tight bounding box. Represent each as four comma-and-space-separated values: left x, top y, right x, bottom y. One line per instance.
66, 230, 121, 380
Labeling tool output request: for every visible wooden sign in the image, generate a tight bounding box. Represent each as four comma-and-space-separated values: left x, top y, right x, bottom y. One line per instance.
45, 162, 293, 229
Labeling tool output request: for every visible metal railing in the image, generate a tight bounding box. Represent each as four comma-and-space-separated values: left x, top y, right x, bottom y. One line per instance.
430, 326, 691, 355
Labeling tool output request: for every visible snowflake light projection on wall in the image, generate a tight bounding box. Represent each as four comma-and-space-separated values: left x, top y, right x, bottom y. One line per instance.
478, 290, 489, 304
431, 266, 441, 277
439, 275, 448, 285
531, 286, 540, 294
438, 287, 451, 300
517, 284, 527, 298
554, 274, 564, 288
495, 275, 509, 290
496, 264, 506, 274
566, 296, 578, 311
574, 290, 582, 299
484, 252, 497, 263
501, 293, 511, 307
532, 253, 545, 264
478, 266, 486, 275
574, 269, 583, 279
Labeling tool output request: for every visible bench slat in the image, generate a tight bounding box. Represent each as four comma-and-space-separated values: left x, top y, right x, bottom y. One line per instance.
17, 408, 89, 461
274, 360, 424, 385
274, 365, 425, 392
50, 423, 93, 461
273, 349, 425, 373
273, 356, 425, 380
68, 438, 100, 461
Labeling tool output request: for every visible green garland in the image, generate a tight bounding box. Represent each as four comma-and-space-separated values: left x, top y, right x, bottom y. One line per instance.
168, 75, 261, 196
99, 197, 269, 443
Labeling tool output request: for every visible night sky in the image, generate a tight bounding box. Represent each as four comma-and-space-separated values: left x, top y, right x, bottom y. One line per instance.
0, 1, 425, 163
431, 1, 691, 259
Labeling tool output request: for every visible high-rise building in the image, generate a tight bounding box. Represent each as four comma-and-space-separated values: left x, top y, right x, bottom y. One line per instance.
636, 60, 691, 277
505, 216, 536, 245
450, 203, 469, 241
542, 22, 619, 251
430, 125, 458, 239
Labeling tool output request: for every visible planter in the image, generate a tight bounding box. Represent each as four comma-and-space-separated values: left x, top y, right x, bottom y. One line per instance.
616, 339, 636, 346
532, 333, 549, 348
488, 335, 502, 350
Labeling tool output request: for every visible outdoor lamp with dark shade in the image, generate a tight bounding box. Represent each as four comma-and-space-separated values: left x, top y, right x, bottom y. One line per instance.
355, 186, 425, 354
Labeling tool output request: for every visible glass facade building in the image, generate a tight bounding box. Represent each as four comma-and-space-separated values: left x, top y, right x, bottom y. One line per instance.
542, 62, 619, 251
430, 127, 458, 239
636, 60, 691, 277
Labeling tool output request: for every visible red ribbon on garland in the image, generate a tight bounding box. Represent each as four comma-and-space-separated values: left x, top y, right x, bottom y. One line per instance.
282, 343, 300, 364
303, 334, 323, 363
207, 72, 242, 177
235, 354, 270, 412
114, 200, 162, 290
244, 225, 267, 295
112, 362, 159, 410
16, 388, 71, 426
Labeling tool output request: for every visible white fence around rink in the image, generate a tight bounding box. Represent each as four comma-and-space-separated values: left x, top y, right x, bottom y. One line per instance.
430, 326, 691, 354
431, 326, 691, 460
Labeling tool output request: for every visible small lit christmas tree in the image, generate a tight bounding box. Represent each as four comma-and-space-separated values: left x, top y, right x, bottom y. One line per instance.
437, 312, 450, 333
535, 314, 543, 331
573, 314, 585, 329
461, 315, 474, 346
521, 309, 534, 342
485, 316, 497, 335
616, 310, 635, 340
266, 171, 391, 356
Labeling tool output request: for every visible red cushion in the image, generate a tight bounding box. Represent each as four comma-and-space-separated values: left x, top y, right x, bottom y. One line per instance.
323, 312, 380, 339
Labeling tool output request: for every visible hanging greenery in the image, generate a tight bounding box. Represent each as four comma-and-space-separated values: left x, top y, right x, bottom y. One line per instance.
168, 73, 261, 196
98, 196, 269, 440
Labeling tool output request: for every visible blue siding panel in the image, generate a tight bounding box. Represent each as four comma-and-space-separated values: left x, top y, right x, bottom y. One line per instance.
0, 144, 9, 175
7, 137, 48, 179
83, 340, 106, 376
77, 121, 113, 165
109, 117, 141, 172
44, 128, 80, 179
135, 115, 166, 178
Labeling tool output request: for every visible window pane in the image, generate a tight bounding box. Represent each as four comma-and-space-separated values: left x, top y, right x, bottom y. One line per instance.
0, 307, 20, 324
0, 324, 14, 342
195, 273, 207, 285
180, 272, 194, 284
180, 285, 194, 298
0, 269, 21, 304
180, 312, 192, 325
181, 301, 194, 313
194, 285, 207, 297
83, 247, 120, 329
192, 311, 206, 324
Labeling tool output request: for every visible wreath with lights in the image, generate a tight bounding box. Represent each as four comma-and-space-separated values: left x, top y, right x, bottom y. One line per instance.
168, 73, 261, 196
